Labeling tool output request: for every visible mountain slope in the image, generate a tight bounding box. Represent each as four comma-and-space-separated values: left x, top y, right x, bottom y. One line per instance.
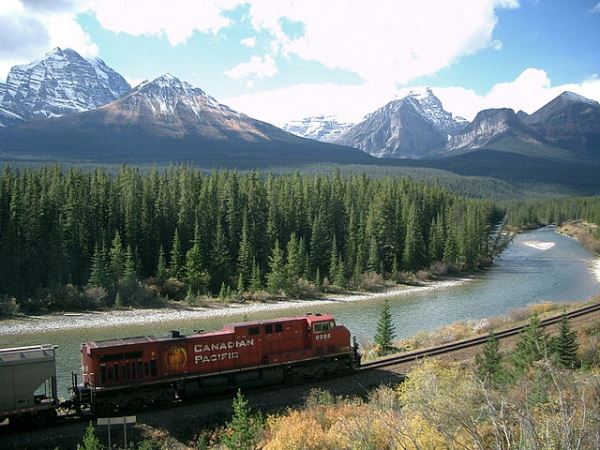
524, 91, 600, 157
336, 88, 466, 158
441, 108, 578, 161
0, 47, 130, 123
0, 74, 373, 168
283, 116, 354, 142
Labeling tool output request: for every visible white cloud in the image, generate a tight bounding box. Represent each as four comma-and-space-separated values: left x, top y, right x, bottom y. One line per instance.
88, 0, 238, 46
224, 82, 398, 125
225, 55, 278, 80
243, 0, 519, 84
591, 2, 600, 13
432, 68, 600, 120
224, 68, 600, 126
241, 37, 256, 48
0, 0, 97, 79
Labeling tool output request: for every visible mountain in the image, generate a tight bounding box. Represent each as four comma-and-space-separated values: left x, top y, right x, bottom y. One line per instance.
0, 74, 374, 168
516, 110, 529, 120
336, 88, 466, 158
0, 47, 130, 125
442, 108, 579, 160
524, 91, 600, 157
283, 116, 354, 142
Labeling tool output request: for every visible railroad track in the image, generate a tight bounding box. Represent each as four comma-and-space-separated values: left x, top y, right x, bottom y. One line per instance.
3, 301, 600, 442
360, 301, 600, 371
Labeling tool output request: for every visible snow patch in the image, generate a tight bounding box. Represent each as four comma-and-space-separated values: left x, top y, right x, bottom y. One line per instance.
522, 240, 555, 251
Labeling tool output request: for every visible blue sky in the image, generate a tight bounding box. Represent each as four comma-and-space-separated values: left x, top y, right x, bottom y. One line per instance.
1, 0, 599, 124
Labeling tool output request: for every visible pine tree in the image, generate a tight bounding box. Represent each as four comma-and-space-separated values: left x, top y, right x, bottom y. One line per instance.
109, 230, 124, 281
553, 313, 579, 369
77, 422, 102, 450
374, 299, 396, 356
123, 245, 136, 280
249, 259, 262, 292
266, 240, 286, 294
186, 224, 210, 294
221, 389, 259, 450
114, 292, 123, 309
88, 244, 107, 288
210, 219, 231, 292
156, 245, 167, 279
237, 273, 244, 293
476, 332, 504, 382
237, 212, 253, 288
285, 232, 302, 282
367, 235, 380, 273
513, 314, 547, 371
169, 228, 184, 280
334, 255, 346, 288
329, 235, 338, 280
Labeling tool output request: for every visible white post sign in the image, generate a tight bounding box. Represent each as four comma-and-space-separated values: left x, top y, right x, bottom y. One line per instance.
97, 416, 137, 449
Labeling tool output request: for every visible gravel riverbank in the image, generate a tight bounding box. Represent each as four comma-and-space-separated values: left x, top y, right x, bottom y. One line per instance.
0, 278, 472, 335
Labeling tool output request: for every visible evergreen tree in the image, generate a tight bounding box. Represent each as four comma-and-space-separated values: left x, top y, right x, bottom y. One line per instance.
123, 245, 136, 280
475, 332, 505, 382
249, 259, 262, 292
285, 232, 302, 282
553, 313, 579, 369
237, 212, 253, 288
109, 230, 124, 281
156, 245, 167, 279
169, 228, 184, 280
221, 389, 259, 450
513, 314, 547, 371
374, 299, 396, 356
266, 240, 286, 294
237, 273, 244, 293
367, 235, 380, 273
210, 219, 231, 292
185, 226, 210, 295
77, 422, 102, 450
333, 255, 346, 288
88, 244, 108, 288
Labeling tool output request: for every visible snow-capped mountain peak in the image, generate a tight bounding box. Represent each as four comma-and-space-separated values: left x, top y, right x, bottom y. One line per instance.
0, 47, 130, 124
558, 91, 600, 107
128, 73, 226, 118
283, 115, 354, 142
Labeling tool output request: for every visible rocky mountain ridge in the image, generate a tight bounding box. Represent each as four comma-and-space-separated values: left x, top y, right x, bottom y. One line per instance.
0, 47, 130, 126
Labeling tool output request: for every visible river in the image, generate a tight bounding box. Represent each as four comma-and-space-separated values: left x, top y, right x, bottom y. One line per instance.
1, 226, 599, 396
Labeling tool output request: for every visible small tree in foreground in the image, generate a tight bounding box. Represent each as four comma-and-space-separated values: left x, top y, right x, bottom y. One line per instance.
512, 314, 547, 371
78, 422, 102, 450
553, 313, 579, 369
221, 389, 261, 450
476, 332, 508, 383
374, 299, 396, 356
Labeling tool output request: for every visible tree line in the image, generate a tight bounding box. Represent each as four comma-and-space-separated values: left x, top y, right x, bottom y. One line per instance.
0, 165, 501, 311
506, 196, 600, 229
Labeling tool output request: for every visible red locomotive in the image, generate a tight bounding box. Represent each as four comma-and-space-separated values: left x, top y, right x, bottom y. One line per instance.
71, 313, 360, 412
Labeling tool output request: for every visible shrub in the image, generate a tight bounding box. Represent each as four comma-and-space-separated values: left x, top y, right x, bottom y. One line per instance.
358, 272, 387, 292
0, 296, 19, 317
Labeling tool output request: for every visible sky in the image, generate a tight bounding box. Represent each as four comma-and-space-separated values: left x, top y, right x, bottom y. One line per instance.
1, 0, 599, 125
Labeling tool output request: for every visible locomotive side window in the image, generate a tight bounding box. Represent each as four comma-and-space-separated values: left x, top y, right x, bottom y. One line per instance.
275, 323, 283, 332
100, 365, 106, 384
265, 324, 273, 334
249, 327, 260, 336
313, 322, 331, 332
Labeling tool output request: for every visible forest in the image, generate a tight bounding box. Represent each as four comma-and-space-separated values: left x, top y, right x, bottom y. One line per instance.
506, 196, 600, 230
0, 165, 500, 312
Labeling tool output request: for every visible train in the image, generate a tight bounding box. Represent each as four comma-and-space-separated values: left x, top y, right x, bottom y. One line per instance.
0, 313, 360, 423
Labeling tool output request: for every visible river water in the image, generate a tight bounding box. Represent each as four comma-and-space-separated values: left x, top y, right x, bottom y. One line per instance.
1, 226, 599, 396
